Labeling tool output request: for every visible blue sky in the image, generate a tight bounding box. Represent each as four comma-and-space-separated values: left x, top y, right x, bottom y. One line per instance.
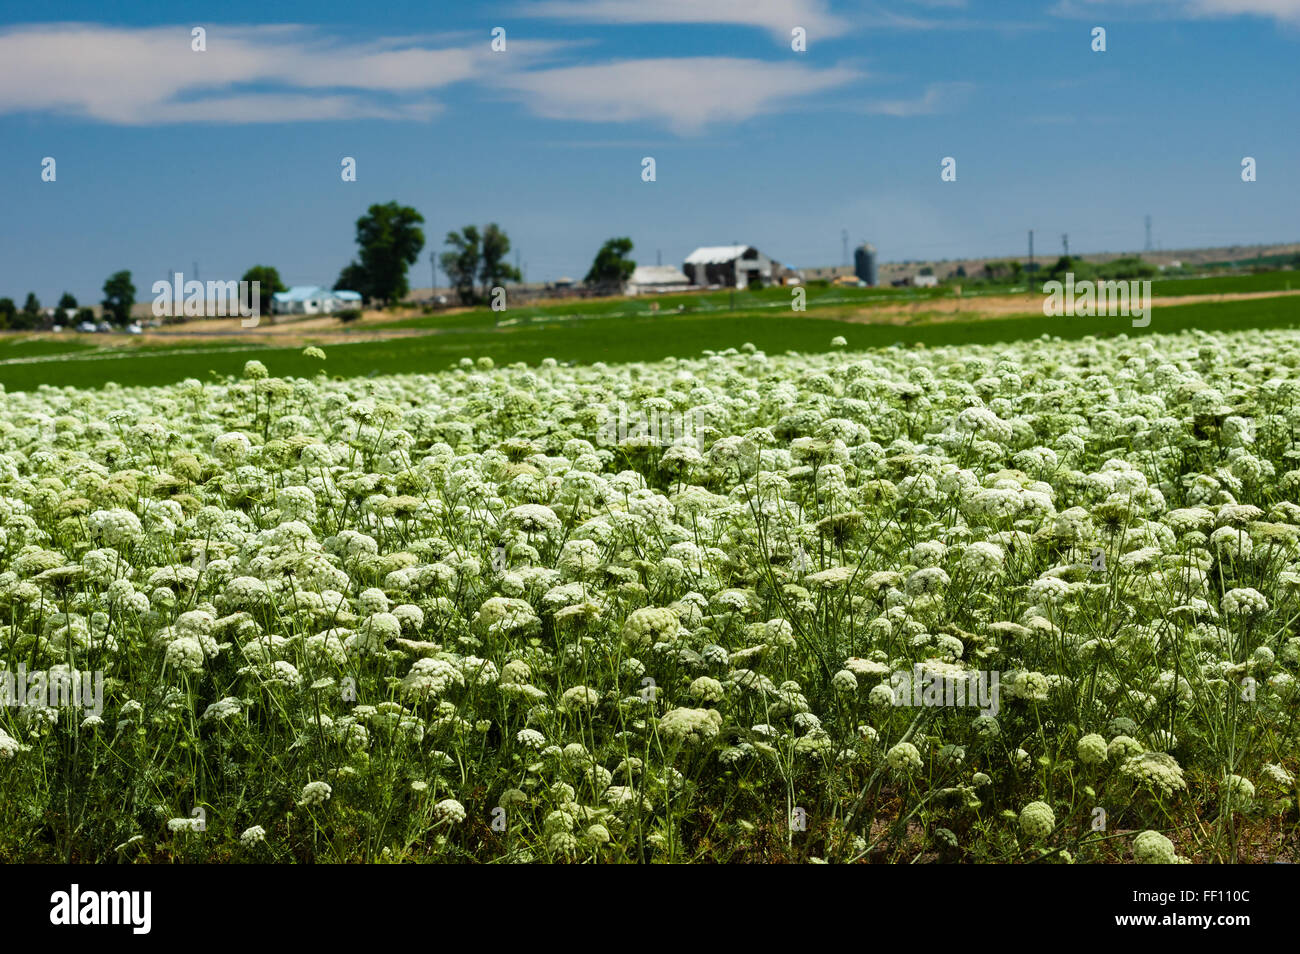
2, 0, 1298, 303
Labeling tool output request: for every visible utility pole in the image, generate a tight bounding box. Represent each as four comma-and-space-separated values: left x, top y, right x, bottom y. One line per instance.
842, 229, 849, 266
1144, 215, 1153, 252
1028, 230, 1034, 278
656, 249, 662, 266
1062, 234, 1069, 257
430, 252, 437, 298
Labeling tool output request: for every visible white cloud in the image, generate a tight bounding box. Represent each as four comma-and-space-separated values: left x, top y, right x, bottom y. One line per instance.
0, 24, 560, 124
1180, 0, 1300, 19
490, 57, 862, 134
145, 95, 442, 124
864, 81, 973, 116
1053, 0, 1300, 24
516, 0, 848, 38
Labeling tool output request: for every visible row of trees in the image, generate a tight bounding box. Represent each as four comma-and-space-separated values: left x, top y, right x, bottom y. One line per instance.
1043, 255, 1158, 282
330, 201, 639, 308
0, 272, 138, 330
2, 201, 640, 330
976, 255, 1159, 285
0, 267, 290, 331
435, 230, 636, 305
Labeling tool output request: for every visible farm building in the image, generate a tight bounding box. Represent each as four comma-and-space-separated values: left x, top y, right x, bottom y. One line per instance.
271, 286, 363, 316
683, 245, 774, 289
626, 264, 692, 295
772, 264, 803, 285
854, 244, 878, 286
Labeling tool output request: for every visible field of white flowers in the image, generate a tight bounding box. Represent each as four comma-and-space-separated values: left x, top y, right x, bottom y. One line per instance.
1, 328, 1297, 863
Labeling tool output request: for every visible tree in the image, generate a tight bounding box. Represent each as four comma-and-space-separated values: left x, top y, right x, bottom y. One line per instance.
0, 298, 14, 330
9, 293, 41, 330
440, 226, 482, 305
334, 262, 368, 296
102, 271, 135, 325
57, 291, 78, 312
479, 223, 521, 297
346, 202, 425, 307
584, 237, 636, 287
1098, 256, 1156, 281
241, 265, 287, 317
439, 224, 522, 305
982, 260, 1008, 282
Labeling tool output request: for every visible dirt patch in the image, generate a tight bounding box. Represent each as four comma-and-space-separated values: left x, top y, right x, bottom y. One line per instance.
832, 289, 1300, 325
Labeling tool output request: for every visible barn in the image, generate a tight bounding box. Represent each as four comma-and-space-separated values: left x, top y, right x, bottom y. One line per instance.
683, 246, 774, 289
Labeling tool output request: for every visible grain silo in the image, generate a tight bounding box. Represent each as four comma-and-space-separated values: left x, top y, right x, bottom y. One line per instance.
854, 243, 878, 286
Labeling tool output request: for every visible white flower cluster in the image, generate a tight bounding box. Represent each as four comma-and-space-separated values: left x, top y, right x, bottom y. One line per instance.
2, 328, 1298, 862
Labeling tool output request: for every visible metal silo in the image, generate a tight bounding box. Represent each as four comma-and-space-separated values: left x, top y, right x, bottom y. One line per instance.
854, 243, 878, 286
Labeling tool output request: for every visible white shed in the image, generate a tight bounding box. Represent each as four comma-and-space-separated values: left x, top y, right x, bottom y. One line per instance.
626, 264, 691, 295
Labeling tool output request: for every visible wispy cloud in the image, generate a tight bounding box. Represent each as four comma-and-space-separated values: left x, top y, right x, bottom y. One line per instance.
490, 57, 862, 134
864, 81, 974, 116
515, 0, 848, 39
1052, 0, 1300, 25
829, 4, 1042, 33
0, 23, 563, 124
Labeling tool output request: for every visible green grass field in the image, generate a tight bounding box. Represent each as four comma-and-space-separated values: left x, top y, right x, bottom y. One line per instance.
4, 293, 1299, 393
1151, 270, 1299, 296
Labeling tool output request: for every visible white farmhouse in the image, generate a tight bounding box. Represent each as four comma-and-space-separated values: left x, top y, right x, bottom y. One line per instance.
271, 286, 364, 316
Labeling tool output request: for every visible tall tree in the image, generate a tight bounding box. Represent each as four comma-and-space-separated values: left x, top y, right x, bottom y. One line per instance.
241, 265, 287, 317
479, 223, 521, 298
334, 262, 369, 298
57, 291, 78, 312
440, 226, 481, 305
102, 271, 135, 324
0, 298, 14, 330
584, 237, 636, 287
10, 293, 41, 331
351, 202, 425, 306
